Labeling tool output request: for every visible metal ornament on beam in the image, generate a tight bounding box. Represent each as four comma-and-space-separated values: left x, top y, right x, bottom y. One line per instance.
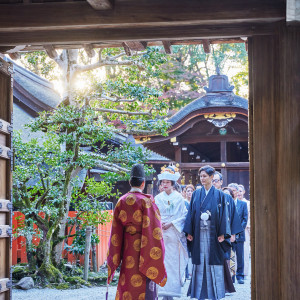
204, 112, 236, 128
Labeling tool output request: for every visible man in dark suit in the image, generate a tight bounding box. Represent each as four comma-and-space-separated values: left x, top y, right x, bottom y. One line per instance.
228, 183, 248, 284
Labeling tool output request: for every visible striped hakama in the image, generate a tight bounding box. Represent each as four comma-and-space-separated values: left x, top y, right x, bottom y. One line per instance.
188, 220, 225, 300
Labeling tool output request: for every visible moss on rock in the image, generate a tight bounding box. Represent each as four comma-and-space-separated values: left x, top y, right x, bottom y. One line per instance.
64, 276, 91, 287
54, 283, 70, 290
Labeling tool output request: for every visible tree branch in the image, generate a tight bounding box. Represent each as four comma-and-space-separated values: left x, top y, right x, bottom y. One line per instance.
35, 189, 50, 209
93, 160, 129, 173
108, 51, 126, 60
93, 107, 153, 116
91, 94, 136, 103
74, 48, 144, 74
120, 128, 159, 136
37, 165, 46, 191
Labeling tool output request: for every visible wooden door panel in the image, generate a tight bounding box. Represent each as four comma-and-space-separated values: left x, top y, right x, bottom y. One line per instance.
0, 58, 13, 300
0, 161, 6, 200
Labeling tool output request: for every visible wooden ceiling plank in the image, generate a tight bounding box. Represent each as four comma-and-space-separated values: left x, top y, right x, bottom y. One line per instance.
87, 0, 113, 10
0, 23, 278, 47
0, 1, 285, 32
162, 41, 172, 54
202, 39, 211, 53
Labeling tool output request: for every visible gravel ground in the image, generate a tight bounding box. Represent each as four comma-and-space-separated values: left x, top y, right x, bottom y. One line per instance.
13, 260, 251, 300
13, 276, 250, 300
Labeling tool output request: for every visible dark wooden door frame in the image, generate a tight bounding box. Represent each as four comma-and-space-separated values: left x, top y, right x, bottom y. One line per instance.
248, 24, 300, 300
0, 58, 13, 300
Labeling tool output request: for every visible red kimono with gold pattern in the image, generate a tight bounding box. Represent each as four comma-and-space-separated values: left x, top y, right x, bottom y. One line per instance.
107, 191, 167, 300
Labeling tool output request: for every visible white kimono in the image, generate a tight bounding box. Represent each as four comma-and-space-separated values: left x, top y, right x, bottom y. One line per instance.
155, 190, 188, 297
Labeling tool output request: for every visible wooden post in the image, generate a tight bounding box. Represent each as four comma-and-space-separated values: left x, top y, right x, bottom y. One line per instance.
83, 226, 93, 280
220, 141, 227, 185
0, 58, 13, 300
91, 227, 97, 272
174, 146, 181, 163
249, 24, 300, 300
183, 170, 190, 185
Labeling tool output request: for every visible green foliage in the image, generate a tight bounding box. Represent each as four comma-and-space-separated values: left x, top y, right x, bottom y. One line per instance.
138, 43, 249, 110
54, 283, 70, 290
20, 51, 58, 81
64, 228, 99, 256
64, 276, 91, 286
12, 265, 32, 281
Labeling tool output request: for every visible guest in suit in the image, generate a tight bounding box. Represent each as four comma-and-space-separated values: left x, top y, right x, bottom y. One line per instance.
213, 171, 243, 294
182, 184, 195, 280
238, 184, 250, 278
228, 183, 248, 284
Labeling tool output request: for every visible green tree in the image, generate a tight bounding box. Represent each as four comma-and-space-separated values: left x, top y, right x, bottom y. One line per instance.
143, 43, 249, 110
13, 47, 170, 282
13, 104, 161, 282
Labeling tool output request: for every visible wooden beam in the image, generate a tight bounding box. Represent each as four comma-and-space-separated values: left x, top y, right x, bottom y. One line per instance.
179, 135, 248, 144
0, 1, 285, 32
7, 52, 20, 60
122, 42, 132, 56
202, 39, 211, 53
162, 41, 172, 54
83, 44, 96, 58
180, 162, 249, 169
87, 0, 113, 10
0, 23, 280, 47
0, 38, 245, 53
44, 45, 58, 59
123, 41, 148, 51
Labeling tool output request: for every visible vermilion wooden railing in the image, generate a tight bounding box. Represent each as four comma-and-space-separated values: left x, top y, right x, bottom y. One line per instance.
12, 211, 113, 269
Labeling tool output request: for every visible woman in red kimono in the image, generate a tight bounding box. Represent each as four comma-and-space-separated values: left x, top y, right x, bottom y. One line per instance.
107, 164, 167, 300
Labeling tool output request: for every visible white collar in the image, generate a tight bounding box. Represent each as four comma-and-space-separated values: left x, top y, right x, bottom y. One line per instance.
204, 186, 212, 195
130, 187, 143, 193
163, 190, 176, 197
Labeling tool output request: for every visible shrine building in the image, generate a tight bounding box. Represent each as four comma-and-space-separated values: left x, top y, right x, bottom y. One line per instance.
136, 73, 249, 196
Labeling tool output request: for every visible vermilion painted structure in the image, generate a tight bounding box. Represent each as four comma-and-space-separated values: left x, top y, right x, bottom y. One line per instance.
12, 211, 113, 269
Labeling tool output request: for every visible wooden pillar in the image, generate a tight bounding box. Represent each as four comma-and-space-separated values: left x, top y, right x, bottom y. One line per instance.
248, 24, 300, 300
220, 141, 227, 162
220, 141, 227, 186
183, 170, 190, 185
192, 173, 197, 186
276, 25, 300, 300
174, 146, 181, 163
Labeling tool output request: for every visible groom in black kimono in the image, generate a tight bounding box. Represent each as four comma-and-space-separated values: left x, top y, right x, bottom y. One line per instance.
183, 165, 231, 300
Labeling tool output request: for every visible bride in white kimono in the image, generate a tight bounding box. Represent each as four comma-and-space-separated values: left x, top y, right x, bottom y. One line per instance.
155, 165, 188, 300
